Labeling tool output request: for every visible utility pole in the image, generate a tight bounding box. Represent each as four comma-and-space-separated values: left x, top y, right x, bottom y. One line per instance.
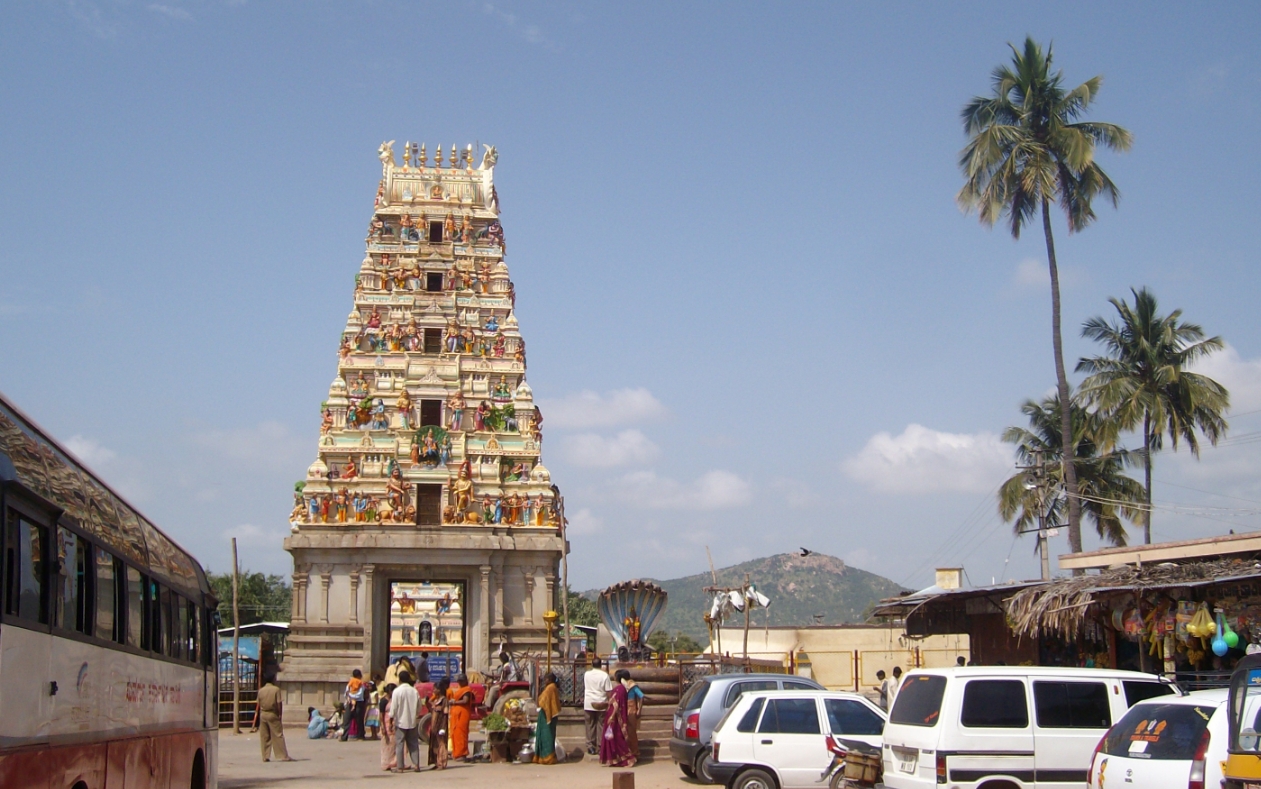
231, 537, 241, 734
743, 573, 751, 660
1018, 449, 1052, 581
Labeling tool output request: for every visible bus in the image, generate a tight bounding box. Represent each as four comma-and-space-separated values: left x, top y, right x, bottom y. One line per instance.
0, 393, 218, 789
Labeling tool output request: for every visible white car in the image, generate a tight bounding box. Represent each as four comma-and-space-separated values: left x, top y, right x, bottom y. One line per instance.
708, 689, 886, 789
1088, 688, 1227, 789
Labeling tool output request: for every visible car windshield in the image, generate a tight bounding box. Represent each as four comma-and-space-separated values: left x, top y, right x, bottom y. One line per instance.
680, 680, 710, 711
1231, 674, 1261, 752
890, 675, 947, 727
1101, 703, 1214, 760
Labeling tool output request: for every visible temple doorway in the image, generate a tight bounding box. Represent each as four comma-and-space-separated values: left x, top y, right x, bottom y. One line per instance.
389, 580, 466, 680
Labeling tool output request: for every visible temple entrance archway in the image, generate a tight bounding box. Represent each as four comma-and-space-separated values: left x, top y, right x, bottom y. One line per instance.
389, 580, 466, 680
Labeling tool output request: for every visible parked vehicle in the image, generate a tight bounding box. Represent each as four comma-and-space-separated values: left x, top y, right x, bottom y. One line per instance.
708, 689, 886, 789
670, 673, 824, 783
881, 666, 1178, 789
1223, 653, 1261, 789
1088, 688, 1226, 789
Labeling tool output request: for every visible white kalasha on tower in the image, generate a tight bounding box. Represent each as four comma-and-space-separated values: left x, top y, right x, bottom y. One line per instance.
281, 142, 565, 709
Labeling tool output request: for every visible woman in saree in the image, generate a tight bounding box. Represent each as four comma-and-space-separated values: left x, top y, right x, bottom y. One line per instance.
617, 669, 645, 759
426, 678, 450, 770
379, 684, 397, 771
599, 672, 636, 767
447, 674, 476, 762
533, 673, 562, 764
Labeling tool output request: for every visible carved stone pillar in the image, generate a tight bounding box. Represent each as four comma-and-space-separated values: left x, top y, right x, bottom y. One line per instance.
362, 564, 375, 670
293, 571, 309, 623
492, 559, 505, 629
349, 567, 361, 624
523, 566, 536, 626
320, 570, 332, 623
479, 565, 491, 668
545, 572, 555, 616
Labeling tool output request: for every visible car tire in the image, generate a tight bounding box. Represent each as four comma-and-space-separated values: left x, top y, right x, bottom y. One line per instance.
679, 763, 697, 779
695, 749, 717, 784
733, 767, 777, 789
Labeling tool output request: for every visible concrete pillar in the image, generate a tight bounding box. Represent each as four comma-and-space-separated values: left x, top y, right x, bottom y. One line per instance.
362, 564, 375, 672
523, 566, 536, 626
349, 568, 361, 624
479, 565, 491, 670
320, 571, 332, 623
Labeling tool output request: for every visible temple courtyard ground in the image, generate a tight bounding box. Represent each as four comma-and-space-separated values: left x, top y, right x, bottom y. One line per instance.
217, 730, 692, 789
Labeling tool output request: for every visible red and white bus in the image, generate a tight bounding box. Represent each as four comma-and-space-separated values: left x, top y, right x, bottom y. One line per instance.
0, 393, 218, 789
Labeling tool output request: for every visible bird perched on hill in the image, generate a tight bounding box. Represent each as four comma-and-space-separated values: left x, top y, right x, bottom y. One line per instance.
799, 548, 812, 557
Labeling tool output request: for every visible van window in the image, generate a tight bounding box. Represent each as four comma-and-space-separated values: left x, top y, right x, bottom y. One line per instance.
725, 680, 778, 708
1124, 680, 1176, 708
961, 680, 1028, 728
825, 699, 884, 735
1034, 681, 1111, 728
783, 680, 817, 691
758, 698, 821, 734
1100, 703, 1215, 759
890, 675, 947, 727
680, 681, 709, 711
737, 698, 766, 732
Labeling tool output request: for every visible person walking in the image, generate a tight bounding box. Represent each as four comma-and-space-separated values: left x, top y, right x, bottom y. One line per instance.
447, 674, 476, 762
391, 672, 422, 772
533, 673, 561, 765
583, 657, 613, 756
599, 672, 636, 768
874, 670, 891, 711
617, 669, 645, 760
251, 671, 294, 762
379, 683, 397, 771
889, 666, 904, 711
426, 677, 450, 770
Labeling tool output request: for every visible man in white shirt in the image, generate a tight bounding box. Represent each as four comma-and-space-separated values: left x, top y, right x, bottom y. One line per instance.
583, 657, 614, 755
888, 666, 904, 711
391, 672, 421, 771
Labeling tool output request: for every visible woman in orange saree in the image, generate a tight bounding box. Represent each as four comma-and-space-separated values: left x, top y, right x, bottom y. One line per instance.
447, 674, 476, 761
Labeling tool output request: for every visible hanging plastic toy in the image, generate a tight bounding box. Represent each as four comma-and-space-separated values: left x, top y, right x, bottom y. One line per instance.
1212, 611, 1229, 657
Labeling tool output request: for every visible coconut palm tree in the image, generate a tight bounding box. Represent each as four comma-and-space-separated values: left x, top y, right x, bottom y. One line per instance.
999, 395, 1146, 548
1076, 287, 1230, 544
959, 37, 1132, 554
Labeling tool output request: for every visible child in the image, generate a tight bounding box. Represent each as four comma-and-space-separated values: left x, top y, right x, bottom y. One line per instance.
365, 681, 381, 739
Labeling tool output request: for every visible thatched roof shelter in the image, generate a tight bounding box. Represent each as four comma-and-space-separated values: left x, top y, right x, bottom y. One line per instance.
1005, 558, 1261, 639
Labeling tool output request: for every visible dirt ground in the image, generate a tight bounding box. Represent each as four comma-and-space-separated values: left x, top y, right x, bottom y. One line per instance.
216, 729, 697, 789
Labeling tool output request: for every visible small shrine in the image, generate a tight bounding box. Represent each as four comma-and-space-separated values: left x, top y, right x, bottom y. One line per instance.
281, 142, 566, 710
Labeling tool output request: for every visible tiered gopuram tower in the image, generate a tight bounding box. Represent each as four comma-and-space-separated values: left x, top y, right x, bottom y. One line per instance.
281, 142, 565, 708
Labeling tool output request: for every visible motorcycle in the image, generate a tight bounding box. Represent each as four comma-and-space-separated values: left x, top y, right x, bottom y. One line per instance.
819, 736, 883, 789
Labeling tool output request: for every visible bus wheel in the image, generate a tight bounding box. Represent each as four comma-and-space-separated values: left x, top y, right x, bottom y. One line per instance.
191, 750, 206, 789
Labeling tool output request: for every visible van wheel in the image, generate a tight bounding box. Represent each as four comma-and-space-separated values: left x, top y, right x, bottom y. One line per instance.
679, 763, 697, 779
694, 749, 716, 783
977, 782, 1021, 789
733, 768, 777, 789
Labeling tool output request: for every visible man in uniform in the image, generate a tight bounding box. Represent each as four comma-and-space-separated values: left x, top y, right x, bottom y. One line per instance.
251, 670, 294, 762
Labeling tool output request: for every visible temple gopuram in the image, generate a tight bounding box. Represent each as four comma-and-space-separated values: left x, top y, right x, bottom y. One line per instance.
281, 142, 565, 709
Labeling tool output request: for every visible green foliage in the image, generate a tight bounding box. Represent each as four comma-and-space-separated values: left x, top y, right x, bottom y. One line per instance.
998, 393, 1147, 547
565, 588, 600, 627
647, 630, 703, 654
484, 404, 516, 433
1077, 288, 1230, 542
294, 481, 306, 493
206, 570, 292, 626
482, 713, 508, 732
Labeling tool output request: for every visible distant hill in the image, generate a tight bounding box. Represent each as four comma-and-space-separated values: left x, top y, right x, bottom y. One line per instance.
588, 553, 910, 643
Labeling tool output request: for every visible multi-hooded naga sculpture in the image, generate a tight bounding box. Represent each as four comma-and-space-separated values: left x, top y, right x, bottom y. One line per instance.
598, 580, 668, 662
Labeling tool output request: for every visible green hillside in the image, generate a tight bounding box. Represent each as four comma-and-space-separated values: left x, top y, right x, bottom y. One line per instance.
590, 553, 909, 644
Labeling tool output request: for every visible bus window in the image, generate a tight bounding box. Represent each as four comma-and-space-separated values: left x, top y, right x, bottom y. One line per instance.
5, 516, 48, 624
159, 585, 173, 657
174, 595, 188, 661
56, 526, 91, 634
187, 601, 200, 663
148, 578, 162, 653
126, 566, 143, 648
94, 548, 116, 642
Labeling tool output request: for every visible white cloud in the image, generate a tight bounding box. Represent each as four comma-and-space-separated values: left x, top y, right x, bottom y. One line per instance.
223, 523, 287, 547
1190, 343, 1261, 413
843, 547, 876, 570
192, 421, 308, 472
540, 388, 667, 429
147, 4, 192, 20
560, 429, 659, 468
566, 508, 604, 536
482, 3, 556, 49
1009, 257, 1085, 292
842, 424, 1012, 494
65, 435, 117, 467
610, 469, 752, 510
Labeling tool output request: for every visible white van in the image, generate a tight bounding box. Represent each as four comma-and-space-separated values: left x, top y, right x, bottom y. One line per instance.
881, 666, 1178, 789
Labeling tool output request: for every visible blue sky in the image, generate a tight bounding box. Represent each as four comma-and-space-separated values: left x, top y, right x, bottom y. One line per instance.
3, 1, 1260, 594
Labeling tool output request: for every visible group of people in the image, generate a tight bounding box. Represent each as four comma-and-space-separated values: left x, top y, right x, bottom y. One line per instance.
372, 669, 478, 772
873, 666, 904, 712
581, 658, 644, 768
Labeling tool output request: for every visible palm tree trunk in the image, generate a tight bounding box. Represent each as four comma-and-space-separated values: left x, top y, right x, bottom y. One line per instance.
1042, 198, 1084, 556
1143, 412, 1153, 544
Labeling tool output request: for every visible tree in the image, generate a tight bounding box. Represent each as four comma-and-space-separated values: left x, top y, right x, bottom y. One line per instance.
959, 37, 1132, 554
1077, 287, 1229, 543
647, 630, 703, 655
999, 394, 1147, 547
565, 588, 600, 627
207, 570, 292, 626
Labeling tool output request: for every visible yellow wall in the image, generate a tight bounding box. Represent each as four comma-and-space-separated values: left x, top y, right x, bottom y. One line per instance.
710, 625, 969, 691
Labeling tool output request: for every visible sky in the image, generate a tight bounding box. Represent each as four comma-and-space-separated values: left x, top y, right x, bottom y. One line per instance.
3, 1, 1261, 595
